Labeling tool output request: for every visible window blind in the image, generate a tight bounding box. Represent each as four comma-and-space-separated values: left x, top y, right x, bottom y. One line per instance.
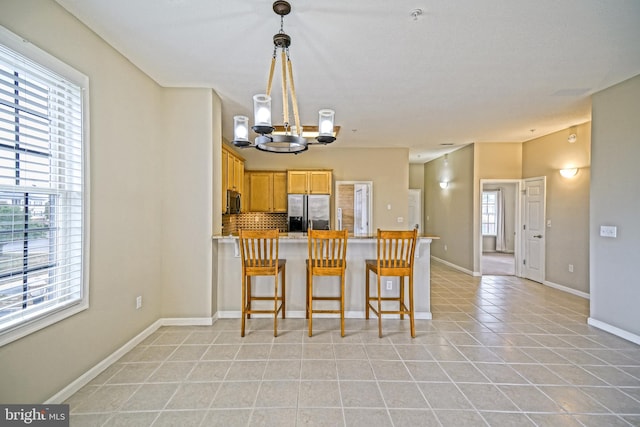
0, 37, 86, 341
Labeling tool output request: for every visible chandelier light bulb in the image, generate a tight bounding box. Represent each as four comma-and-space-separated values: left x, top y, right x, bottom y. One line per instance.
235, 124, 248, 140
232, 115, 250, 146
320, 119, 332, 134
256, 107, 270, 124
318, 109, 335, 136
253, 94, 272, 126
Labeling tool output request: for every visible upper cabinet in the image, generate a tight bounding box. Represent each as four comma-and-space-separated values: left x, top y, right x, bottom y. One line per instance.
221, 145, 244, 213
244, 171, 288, 212
287, 170, 332, 195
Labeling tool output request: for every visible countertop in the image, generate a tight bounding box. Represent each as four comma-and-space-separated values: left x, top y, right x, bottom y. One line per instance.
212, 232, 439, 240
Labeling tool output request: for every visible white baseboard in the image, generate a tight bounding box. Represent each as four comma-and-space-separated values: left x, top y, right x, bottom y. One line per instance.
587, 317, 640, 345
160, 317, 214, 326
45, 307, 435, 404
217, 310, 432, 319
431, 256, 475, 276
45, 317, 213, 404
543, 280, 590, 299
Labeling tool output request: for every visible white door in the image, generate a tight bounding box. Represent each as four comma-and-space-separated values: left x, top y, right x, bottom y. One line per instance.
408, 189, 422, 232
522, 177, 545, 283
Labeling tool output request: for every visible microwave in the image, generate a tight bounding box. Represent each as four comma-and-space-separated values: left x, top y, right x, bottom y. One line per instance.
226, 190, 241, 214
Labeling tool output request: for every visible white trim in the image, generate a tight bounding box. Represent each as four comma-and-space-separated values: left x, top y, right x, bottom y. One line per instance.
431, 256, 475, 276
479, 179, 523, 278
46, 311, 433, 403
0, 25, 91, 347
587, 317, 640, 345
543, 280, 590, 299
45, 317, 214, 403
45, 320, 163, 404
217, 310, 432, 319
159, 317, 214, 326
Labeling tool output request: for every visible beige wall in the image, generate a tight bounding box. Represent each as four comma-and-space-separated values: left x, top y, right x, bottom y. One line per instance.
0, 1, 218, 402
424, 145, 475, 272
160, 88, 215, 317
522, 122, 591, 293
590, 74, 640, 337
473, 143, 523, 272
409, 163, 425, 189
476, 143, 523, 179
240, 147, 410, 230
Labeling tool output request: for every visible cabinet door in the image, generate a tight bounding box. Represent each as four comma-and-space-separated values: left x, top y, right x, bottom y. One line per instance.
233, 157, 244, 193
272, 172, 288, 212
287, 171, 308, 194
249, 172, 273, 212
226, 153, 235, 191
221, 149, 229, 212
243, 173, 250, 212
309, 171, 332, 194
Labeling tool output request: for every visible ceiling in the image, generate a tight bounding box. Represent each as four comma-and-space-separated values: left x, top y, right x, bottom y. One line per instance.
55, 0, 640, 163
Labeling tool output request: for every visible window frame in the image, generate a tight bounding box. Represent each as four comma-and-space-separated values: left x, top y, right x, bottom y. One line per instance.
481, 190, 498, 236
0, 26, 90, 347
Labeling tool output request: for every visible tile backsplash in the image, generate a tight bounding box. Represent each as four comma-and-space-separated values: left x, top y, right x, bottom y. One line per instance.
222, 213, 288, 235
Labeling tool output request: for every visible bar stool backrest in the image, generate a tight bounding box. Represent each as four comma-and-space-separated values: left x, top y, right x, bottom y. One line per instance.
239, 229, 279, 271
375, 229, 418, 274
308, 229, 348, 271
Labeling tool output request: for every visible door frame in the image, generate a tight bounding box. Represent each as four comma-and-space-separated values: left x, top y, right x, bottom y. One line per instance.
521, 176, 547, 283
335, 181, 373, 235
408, 188, 422, 233
479, 179, 523, 277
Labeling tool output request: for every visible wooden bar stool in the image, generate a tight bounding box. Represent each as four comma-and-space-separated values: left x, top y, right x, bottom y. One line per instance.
365, 229, 418, 338
238, 229, 286, 337
306, 229, 348, 337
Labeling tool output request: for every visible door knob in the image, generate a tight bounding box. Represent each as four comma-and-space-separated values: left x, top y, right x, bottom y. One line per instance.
533, 234, 543, 238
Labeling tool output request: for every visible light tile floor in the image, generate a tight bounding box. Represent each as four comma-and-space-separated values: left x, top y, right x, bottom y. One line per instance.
67, 262, 640, 426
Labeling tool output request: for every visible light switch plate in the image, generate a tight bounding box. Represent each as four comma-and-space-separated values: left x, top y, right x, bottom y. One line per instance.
600, 225, 617, 238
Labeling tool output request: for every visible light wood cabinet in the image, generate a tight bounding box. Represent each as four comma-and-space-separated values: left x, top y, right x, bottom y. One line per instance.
221, 145, 244, 213
245, 171, 288, 212
287, 170, 332, 195
272, 172, 288, 212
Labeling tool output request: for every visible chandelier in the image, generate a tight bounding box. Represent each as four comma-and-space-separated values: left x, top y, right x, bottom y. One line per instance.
232, 1, 337, 154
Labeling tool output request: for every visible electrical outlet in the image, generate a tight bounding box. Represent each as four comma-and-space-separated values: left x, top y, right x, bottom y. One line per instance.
444, 244, 447, 251
136, 296, 142, 309
568, 264, 574, 273
397, 216, 404, 223
600, 225, 617, 238
386, 281, 393, 290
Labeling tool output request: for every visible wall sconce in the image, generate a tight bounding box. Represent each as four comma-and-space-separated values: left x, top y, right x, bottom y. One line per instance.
559, 168, 578, 178
567, 126, 577, 143
439, 181, 449, 189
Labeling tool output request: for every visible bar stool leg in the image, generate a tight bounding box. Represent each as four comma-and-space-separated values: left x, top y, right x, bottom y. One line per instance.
377, 273, 383, 338
340, 272, 345, 337
281, 264, 286, 319
365, 267, 370, 320
409, 274, 415, 338
273, 272, 278, 337
246, 276, 252, 319
308, 270, 313, 337
399, 276, 405, 320
241, 275, 247, 337
306, 265, 310, 320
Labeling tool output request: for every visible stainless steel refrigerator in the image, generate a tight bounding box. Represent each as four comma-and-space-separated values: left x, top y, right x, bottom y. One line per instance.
287, 194, 330, 232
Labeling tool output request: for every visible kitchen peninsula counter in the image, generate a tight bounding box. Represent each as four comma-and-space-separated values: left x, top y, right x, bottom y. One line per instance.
212, 233, 438, 319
